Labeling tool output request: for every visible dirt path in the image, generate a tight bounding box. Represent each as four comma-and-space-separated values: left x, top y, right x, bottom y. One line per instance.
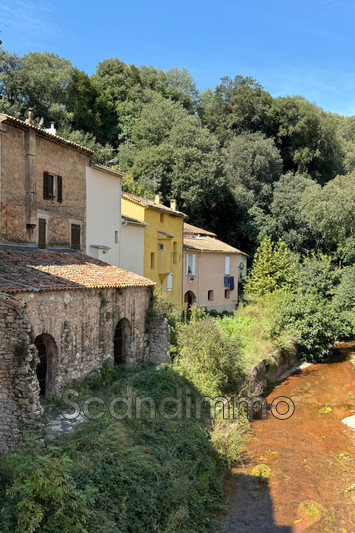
220, 342, 355, 533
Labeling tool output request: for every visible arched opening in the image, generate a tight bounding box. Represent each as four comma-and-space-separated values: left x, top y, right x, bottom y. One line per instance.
34, 333, 57, 397
114, 319, 131, 365
183, 291, 196, 309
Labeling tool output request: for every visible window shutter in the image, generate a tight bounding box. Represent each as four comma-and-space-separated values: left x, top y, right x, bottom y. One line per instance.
71, 224, 81, 250
192, 254, 196, 275
167, 273, 173, 291
38, 218, 46, 249
186, 254, 190, 275
43, 171, 49, 200
57, 175, 62, 203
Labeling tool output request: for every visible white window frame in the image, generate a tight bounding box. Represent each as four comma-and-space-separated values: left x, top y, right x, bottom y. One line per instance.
225, 256, 230, 275
186, 253, 196, 275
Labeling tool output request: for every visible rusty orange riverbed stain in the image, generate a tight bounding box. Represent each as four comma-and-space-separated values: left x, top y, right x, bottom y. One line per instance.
224, 342, 355, 532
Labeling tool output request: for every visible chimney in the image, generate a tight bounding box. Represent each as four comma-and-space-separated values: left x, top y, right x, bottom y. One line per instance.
154, 194, 160, 204
25, 108, 33, 125
170, 199, 177, 211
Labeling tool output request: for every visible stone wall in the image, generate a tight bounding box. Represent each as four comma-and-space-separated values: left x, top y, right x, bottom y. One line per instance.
0, 123, 90, 248
245, 341, 299, 396
21, 286, 153, 394
0, 293, 42, 452
147, 315, 171, 365
0, 285, 157, 452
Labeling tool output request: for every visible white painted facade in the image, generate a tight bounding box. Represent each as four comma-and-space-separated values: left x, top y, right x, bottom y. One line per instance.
120, 219, 145, 276
86, 165, 122, 266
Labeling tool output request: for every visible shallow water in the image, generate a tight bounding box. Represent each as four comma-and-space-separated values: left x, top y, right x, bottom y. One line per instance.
220, 342, 355, 532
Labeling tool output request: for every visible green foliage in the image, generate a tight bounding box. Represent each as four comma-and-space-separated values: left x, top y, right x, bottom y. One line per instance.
332, 265, 355, 335
298, 253, 341, 300
271, 292, 344, 361
245, 237, 298, 296
1, 366, 225, 533
301, 174, 355, 249
4, 438, 96, 533
223, 131, 283, 208
211, 415, 251, 467
175, 316, 243, 397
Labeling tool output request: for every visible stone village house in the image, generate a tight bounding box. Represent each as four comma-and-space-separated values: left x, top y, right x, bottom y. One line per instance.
0, 113, 168, 452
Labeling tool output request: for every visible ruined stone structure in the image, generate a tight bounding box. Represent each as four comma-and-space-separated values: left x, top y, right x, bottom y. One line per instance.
0, 249, 163, 452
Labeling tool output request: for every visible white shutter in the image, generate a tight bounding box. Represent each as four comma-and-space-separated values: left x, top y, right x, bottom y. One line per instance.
225, 256, 230, 275
167, 272, 173, 291
192, 254, 196, 275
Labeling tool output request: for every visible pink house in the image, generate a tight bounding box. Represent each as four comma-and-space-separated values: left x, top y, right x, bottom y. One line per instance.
183, 223, 247, 313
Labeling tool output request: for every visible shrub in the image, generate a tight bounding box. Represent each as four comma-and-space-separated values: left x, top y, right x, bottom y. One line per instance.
175, 316, 244, 397
271, 292, 343, 361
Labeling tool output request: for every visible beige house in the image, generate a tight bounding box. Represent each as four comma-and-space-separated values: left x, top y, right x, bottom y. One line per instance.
183, 223, 247, 313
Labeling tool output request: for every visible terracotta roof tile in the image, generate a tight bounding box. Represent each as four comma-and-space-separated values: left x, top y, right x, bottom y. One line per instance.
0, 114, 93, 156
0, 249, 155, 294
122, 193, 186, 218
184, 236, 247, 255
184, 223, 216, 237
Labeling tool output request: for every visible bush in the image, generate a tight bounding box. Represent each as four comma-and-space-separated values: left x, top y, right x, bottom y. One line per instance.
298, 253, 341, 300
332, 265, 355, 336
272, 292, 343, 361
175, 316, 244, 397
1, 366, 225, 533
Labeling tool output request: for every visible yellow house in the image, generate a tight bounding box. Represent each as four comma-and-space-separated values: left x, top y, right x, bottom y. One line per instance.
121, 193, 186, 307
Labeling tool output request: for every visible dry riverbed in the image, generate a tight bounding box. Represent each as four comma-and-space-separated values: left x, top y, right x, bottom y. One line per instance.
220, 342, 355, 533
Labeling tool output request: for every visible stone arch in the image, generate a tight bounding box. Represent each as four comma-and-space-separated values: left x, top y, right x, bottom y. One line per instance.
183, 291, 196, 308
113, 318, 131, 365
34, 333, 57, 397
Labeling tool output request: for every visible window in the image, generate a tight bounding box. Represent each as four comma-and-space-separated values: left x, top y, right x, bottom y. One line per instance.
173, 242, 177, 264
160, 213, 164, 223
115, 230, 118, 244
150, 252, 155, 269
38, 218, 47, 249
186, 254, 196, 275
158, 243, 164, 251
71, 224, 81, 250
225, 256, 230, 275
167, 272, 173, 291
225, 289, 231, 299
208, 290, 214, 301
43, 171, 62, 202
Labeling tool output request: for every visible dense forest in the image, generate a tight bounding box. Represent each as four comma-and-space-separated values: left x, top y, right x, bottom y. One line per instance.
1, 47, 354, 259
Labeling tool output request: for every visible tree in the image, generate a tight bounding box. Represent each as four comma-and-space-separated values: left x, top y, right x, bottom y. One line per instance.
301, 173, 355, 249
223, 131, 283, 209
268, 96, 344, 182
244, 237, 298, 296
268, 172, 321, 253
119, 96, 223, 226
0, 49, 74, 129
199, 75, 273, 143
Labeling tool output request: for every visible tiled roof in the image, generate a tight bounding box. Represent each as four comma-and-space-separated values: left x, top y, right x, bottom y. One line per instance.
0, 114, 93, 156
122, 193, 186, 218
0, 249, 155, 294
184, 222, 216, 237
184, 236, 247, 255
122, 215, 147, 226
91, 164, 125, 178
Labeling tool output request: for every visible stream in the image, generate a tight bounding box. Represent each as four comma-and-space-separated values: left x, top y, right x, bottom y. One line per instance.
219, 341, 355, 532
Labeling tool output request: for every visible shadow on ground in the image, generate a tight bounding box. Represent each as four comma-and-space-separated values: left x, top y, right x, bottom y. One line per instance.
219, 474, 292, 533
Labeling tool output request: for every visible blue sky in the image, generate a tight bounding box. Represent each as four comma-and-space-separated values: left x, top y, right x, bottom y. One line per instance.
1, 0, 355, 115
